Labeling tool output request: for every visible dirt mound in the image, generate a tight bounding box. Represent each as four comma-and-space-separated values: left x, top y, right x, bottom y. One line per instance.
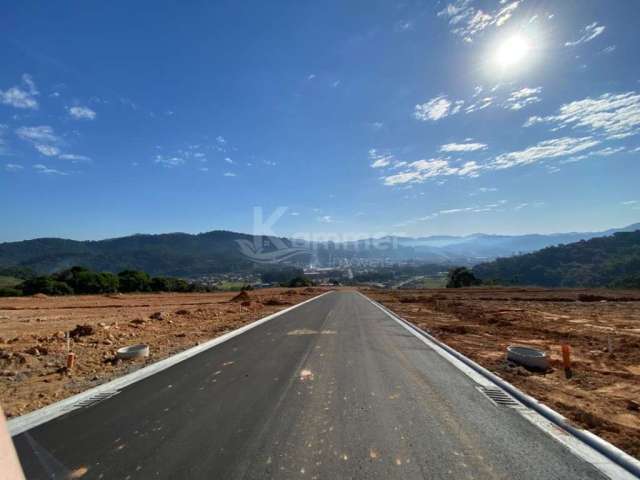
70, 324, 95, 338
230, 291, 251, 303
263, 297, 289, 306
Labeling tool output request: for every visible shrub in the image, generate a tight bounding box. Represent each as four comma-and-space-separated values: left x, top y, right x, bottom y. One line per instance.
446, 267, 481, 288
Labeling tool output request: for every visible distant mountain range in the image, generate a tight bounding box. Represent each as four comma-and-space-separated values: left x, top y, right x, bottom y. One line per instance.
0, 223, 638, 276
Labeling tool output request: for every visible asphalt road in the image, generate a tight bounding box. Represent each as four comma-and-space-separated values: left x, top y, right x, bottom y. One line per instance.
13, 291, 608, 479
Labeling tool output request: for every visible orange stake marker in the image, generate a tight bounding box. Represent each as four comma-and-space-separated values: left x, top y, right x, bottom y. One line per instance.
66, 352, 76, 370
561, 344, 572, 379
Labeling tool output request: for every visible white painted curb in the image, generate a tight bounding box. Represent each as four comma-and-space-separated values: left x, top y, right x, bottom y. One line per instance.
8, 291, 332, 436
359, 291, 640, 479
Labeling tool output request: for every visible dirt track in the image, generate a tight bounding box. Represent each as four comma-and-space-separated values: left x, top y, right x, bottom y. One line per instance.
0, 288, 323, 418
363, 287, 640, 459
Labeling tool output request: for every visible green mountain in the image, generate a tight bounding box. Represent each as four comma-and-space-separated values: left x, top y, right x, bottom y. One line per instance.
473, 230, 640, 288
0, 231, 305, 276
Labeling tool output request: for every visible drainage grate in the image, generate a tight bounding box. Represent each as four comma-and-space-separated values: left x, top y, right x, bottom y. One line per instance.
62, 390, 119, 412
478, 386, 521, 408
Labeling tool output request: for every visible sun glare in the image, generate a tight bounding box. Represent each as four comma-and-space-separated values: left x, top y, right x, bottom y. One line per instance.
495, 34, 531, 69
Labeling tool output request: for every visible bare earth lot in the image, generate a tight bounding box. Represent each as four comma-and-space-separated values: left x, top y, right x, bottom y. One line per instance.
2, 287, 639, 460
364, 287, 640, 458
0, 288, 322, 419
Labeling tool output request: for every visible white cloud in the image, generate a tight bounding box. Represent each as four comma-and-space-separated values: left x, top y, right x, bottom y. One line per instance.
414, 95, 463, 121
395, 20, 414, 32
440, 142, 487, 152
0, 74, 39, 109
621, 200, 637, 206
216, 136, 226, 145
34, 144, 61, 157
504, 87, 542, 110
331, 80, 341, 88
224, 157, 234, 164
490, 136, 600, 169
5, 163, 23, 172
602, 45, 616, 54
368, 149, 394, 168
438, 0, 520, 42
464, 96, 493, 113
155, 155, 185, 167
524, 91, 640, 140
16, 125, 60, 144
223, 172, 236, 177
33, 164, 68, 175
58, 153, 91, 162
382, 157, 480, 186
307, 74, 316, 81
399, 201, 508, 225
317, 215, 333, 223
565, 22, 605, 47
68, 106, 96, 120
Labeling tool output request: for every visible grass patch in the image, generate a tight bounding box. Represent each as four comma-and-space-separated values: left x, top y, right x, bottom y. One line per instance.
420, 276, 447, 288
216, 281, 248, 291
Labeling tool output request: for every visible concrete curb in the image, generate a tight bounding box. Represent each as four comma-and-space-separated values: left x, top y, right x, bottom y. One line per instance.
8, 291, 332, 436
363, 292, 640, 479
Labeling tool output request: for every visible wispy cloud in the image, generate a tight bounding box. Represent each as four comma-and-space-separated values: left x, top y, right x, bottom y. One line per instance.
396, 201, 508, 226
382, 158, 481, 186
464, 96, 493, 113
437, 0, 520, 42
368, 149, 394, 168
154, 155, 185, 167
5, 163, 23, 172
223, 172, 236, 177
317, 215, 333, 223
34, 144, 61, 157
16, 125, 60, 144
414, 95, 463, 121
58, 153, 92, 163
524, 91, 640, 140
565, 22, 605, 47
0, 74, 39, 109
490, 136, 600, 169
68, 105, 96, 120
33, 164, 68, 176
440, 142, 487, 152
504, 87, 542, 110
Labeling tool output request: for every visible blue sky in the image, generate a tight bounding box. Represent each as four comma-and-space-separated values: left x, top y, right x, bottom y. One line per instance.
1, 0, 639, 242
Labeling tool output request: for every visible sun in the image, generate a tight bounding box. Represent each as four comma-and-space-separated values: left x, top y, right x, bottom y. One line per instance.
495, 34, 531, 69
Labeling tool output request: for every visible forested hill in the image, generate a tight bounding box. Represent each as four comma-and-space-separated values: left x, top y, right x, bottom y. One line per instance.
0, 231, 300, 276
473, 230, 640, 288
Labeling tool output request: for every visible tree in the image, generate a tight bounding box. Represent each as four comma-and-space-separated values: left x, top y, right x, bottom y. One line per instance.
21, 276, 74, 295
285, 276, 314, 288
118, 270, 151, 292
150, 276, 190, 292
54, 267, 119, 294
446, 267, 481, 288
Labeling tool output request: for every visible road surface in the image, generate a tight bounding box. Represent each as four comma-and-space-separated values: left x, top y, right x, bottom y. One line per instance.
13, 291, 609, 479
